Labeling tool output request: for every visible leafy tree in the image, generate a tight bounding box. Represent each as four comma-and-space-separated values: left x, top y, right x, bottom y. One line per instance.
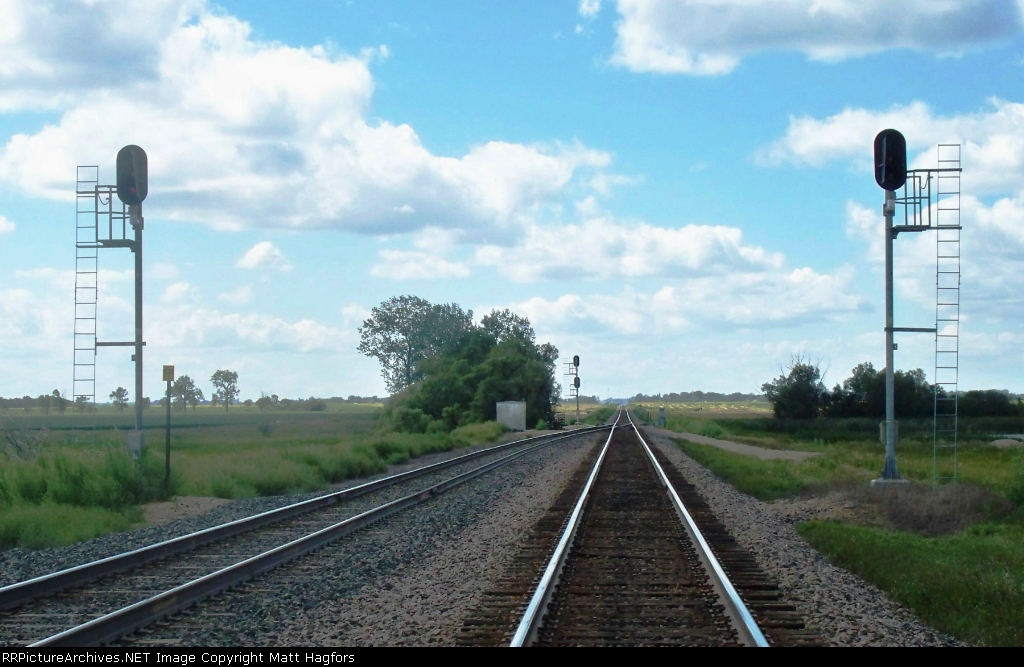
388, 326, 560, 433
959, 390, 1021, 418
109, 387, 130, 413
481, 308, 535, 344
210, 369, 239, 412
74, 395, 94, 413
761, 355, 826, 419
256, 392, 273, 411
171, 375, 204, 413
37, 394, 52, 415
52, 389, 68, 414
358, 296, 474, 393
822, 362, 934, 419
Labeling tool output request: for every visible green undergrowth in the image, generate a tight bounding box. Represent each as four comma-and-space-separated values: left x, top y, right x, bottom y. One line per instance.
0, 419, 508, 549
581, 407, 614, 425
673, 439, 864, 500
799, 521, 1024, 646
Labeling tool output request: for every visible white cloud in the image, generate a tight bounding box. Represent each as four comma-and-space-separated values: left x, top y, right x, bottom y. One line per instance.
150, 262, 179, 280
236, 242, 293, 272
610, 0, 1023, 75
161, 281, 193, 303
756, 99, 1024, 195
218, 284, 253, 305
370, 250, 470, 280
513, 270, 867, 336
579, 1, 602, 18
0, 1, 611, 237
475, 217, 783, 282
0, 215, 15, 233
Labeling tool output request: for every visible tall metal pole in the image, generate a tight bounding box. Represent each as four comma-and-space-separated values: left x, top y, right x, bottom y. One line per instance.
131, 204, 144, 433
882, 189, 899, 479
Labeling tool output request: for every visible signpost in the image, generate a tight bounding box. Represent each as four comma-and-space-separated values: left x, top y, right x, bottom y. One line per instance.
163, 365, 173, 487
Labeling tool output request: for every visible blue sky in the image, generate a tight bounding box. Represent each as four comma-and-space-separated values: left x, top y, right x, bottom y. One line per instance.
1, 0, 1023, 402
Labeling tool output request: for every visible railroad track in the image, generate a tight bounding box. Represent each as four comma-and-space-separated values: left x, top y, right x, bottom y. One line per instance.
460, 408, 818, 647
0, 426, 608, 647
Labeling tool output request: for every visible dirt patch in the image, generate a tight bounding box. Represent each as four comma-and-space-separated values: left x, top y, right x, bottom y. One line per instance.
991, 439, 1024, 448
772, 482, 1012, 536
143, 496, 233, 526
669, 430, 822, 461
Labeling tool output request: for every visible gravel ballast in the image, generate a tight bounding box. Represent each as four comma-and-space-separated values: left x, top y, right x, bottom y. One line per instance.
644, 426, 961, 647
0, 433, 577, 590
111, 431, 600, 647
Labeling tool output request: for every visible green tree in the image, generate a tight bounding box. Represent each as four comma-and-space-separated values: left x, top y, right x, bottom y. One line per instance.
481, 308, 535, 344
388, 323, 560, 433
358, 296, 474, 393
37, 394, 52, 415
109, 387, 129, 413
761, 355, 826, 419
52, 389, 68, 415
171, 375, 205, 413
210, 369, 239, 412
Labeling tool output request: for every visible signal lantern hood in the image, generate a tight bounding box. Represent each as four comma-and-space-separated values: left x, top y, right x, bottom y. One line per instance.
573, 376, 580, 389
874, 129, 907, 191
116, 145, 148, 206
573, 355, 580, 368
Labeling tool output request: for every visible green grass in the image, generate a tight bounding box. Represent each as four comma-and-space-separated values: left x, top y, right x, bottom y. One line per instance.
0, 410, 511, 549
674, 439, 869, 500
667, 415, 1024, 646
0, 504, 141, 549
799, 521, 1024, 646
581, 407, 614, 425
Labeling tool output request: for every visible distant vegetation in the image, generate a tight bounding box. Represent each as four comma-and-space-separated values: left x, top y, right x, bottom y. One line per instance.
762, 356, 1023, 420
630, 391, 766, 403
360, 297, 560, 433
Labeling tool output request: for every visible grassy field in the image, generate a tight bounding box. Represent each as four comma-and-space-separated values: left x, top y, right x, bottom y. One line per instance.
656, 403, 1024, 645
0, 404, 508, 549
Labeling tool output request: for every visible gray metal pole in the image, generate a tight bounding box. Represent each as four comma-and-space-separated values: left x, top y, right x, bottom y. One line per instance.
132, 205, 144, 433
882, 189, 899, 479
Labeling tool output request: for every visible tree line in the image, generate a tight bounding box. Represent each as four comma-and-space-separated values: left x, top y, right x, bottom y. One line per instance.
359, 296, 560, 432
762, 356, 1024, 419
630, 391, 767, 403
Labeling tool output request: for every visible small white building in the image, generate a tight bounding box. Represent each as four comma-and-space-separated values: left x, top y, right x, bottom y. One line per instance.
496, 401, 527, 431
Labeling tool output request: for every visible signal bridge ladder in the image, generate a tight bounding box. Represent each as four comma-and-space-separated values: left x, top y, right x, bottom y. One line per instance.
73, 166, 99, 433
934, 144, 962, 486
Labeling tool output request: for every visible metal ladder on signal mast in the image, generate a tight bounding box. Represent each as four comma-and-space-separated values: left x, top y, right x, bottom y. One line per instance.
933, 145, 961, 486
73, 167, 99, 438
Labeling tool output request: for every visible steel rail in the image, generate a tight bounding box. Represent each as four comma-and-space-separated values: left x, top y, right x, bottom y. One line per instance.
0, 425, 607, 612
509, 409, 623, 647
626, 410, 769, 647
31, 426, 610, 647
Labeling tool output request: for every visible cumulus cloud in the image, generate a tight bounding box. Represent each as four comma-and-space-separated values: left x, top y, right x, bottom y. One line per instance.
579, 0, 602, 18
161, 281, 194, 303
0, 0, 611, 236
512, 269, 867, 336
369, 249, 470, 280
218, 284, 253, 305
0, 215, 15, 233
236, 242, 293, 271
610, 0, 1023, 75
756, 99, 1024, 195
475, 217, 783, 282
